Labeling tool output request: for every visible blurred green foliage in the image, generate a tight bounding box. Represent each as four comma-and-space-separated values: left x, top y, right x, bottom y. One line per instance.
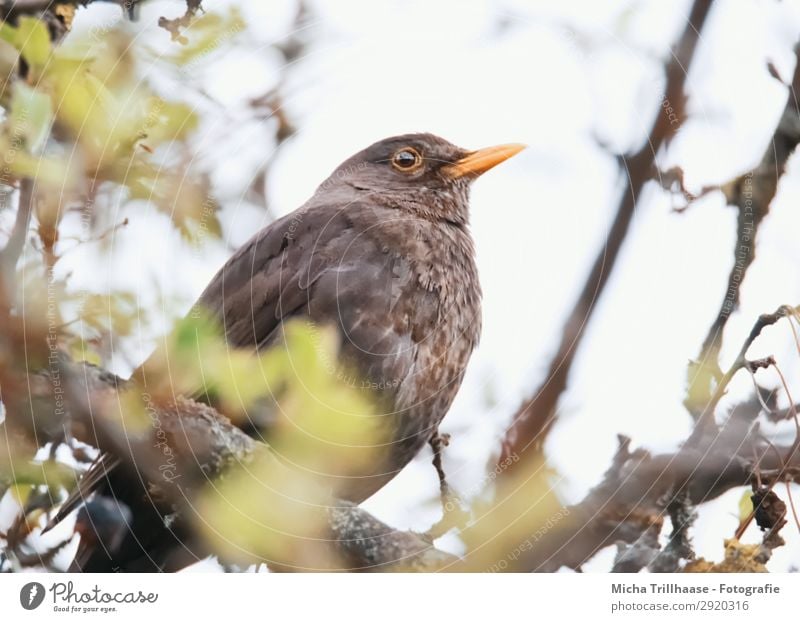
0, 10, 251, 365
146, 315, 383, 567
141, 311, 382, 464
0, 9, 256, 561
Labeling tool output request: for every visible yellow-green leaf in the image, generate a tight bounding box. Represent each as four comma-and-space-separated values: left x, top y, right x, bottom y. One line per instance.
0, 22, 17, 46
6, 148, 74, 187
738, 488, 754, 522
14, 17, 50, 70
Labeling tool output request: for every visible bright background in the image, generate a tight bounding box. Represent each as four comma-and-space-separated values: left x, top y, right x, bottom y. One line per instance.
44, 0, 800, 571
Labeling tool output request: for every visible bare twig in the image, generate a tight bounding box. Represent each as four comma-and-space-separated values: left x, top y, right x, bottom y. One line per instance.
688, 305, 798, 445
656, 165, 718, 210
429, 430, 451, 501
425, 431, 470, 540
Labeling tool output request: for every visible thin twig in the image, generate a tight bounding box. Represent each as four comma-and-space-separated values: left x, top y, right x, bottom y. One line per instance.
687, 305, 799, 446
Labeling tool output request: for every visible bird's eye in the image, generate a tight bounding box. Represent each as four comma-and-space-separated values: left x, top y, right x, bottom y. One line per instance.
391, 148, 423, 171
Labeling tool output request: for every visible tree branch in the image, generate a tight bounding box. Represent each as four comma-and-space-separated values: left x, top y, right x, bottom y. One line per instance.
8, 323, 797, 573
0, 0, 138, 16
687, 305, 799, 446
17, 358, 457, 571
685, 43, 800, 422
499, 0, 715, 470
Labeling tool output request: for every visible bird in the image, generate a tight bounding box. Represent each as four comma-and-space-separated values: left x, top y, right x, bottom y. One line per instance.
59, 133, 525, 570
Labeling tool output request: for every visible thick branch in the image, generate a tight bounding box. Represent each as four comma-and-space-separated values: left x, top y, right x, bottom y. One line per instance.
9, 337, 797, 573
517, 424, 797, 572
19, 359, 456, 571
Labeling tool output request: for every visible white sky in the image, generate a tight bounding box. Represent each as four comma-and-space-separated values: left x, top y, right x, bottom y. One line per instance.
39, 0, 800, 571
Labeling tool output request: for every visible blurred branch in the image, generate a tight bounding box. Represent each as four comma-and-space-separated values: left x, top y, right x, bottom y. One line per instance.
1, 1, 146, 25
17, 358, 457, 571
9, 299, 798, 573
327, 502, 457, 571
498, 0, 715, 470
515, 302, 798, 572
0, 0, 65, 14
516, 422, 798, 572
770, 402, 800, 423
0, 178, 33, 315
0, 0, 139, 15
685, 43, 800, 422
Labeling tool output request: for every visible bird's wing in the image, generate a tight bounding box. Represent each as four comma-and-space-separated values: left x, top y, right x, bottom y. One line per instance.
136, 204, 354, 389
196, 202, 433, 391
194, 206, 326, 350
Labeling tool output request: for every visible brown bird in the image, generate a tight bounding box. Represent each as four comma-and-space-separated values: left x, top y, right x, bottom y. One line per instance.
62, 133, 524, 570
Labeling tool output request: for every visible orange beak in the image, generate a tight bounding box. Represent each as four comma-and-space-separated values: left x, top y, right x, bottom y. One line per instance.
442, 143, 526, 179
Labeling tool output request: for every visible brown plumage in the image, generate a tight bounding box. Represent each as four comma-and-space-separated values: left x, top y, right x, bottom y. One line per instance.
62, 133, 524, 570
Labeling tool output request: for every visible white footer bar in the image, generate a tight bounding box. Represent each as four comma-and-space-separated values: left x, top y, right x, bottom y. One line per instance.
0, 573, 791, 621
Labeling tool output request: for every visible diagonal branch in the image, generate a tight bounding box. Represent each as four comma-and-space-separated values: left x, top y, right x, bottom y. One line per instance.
685, 44, 800, 422
498, 0, 715, 470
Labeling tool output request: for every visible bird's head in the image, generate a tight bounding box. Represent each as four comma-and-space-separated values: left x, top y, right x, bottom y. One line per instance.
316, 133, 525, 225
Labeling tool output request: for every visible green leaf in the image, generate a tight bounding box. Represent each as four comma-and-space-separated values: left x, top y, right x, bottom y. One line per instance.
172, 10, 245, 66
0, 22, 17, 46
14, 17, 50, 70
68, 337, 102, 367
5, 148, 73, 187
738, 488, 754, 523
10, 82, 53, 153
4, 460, 77, 491
196, 450, 331, 566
